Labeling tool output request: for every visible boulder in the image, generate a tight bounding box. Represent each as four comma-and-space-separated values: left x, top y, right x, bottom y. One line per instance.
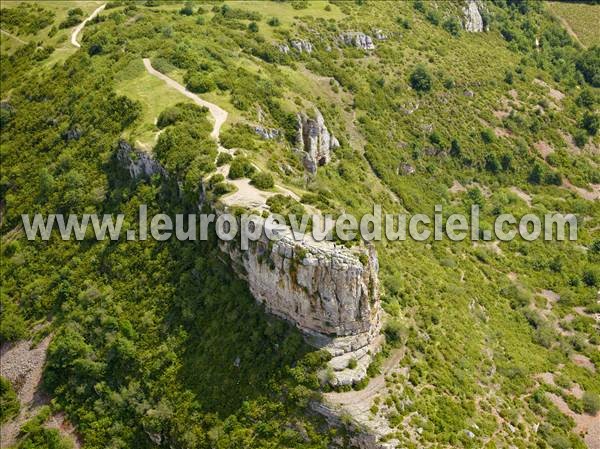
339, 32, 375, 51
290, 39, 313, 53
254, 125, 280, 140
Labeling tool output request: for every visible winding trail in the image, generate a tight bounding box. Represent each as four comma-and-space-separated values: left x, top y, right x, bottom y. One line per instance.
143, 58, 227, 141
70, 4, 106, 49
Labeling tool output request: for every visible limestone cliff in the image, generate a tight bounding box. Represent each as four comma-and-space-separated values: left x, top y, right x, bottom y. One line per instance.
463, 0, 484, 33
296, 109, 340, 174
218, 215, 382, 385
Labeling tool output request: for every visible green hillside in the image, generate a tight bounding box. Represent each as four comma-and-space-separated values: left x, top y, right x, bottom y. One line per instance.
1, 1, 599, 449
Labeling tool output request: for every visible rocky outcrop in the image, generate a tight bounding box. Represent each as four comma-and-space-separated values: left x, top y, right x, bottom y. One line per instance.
278, 43, 290, 54
463, 0, 484, 32
290, 39, 313, 53
64, 125, 83, 141
218, 216, 382, 386
254, 125, 280, 140
372, 29, 387, 41
296, 109, 340, 174
339, 32, 375, 51
116, 140, 166, 178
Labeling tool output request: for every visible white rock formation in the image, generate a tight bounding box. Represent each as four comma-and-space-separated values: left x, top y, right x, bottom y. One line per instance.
254, 125, 280, 140
339, 32, 375, 50
290, 39, 313, 53
373, 29, 387, 40
218, 216, 382, 386
278, 43, 290, 54
463, 0, 484, 32
296, 109, 340, 174
117, 140, 166, 178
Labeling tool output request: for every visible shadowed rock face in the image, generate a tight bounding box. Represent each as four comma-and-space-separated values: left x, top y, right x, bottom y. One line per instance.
218, 217, 382, 385
117, 140, 166, 178
463, 0, 484, 32
296, 109, 340, 174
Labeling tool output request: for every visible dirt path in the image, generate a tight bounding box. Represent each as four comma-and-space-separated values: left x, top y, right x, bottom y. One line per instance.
1, 29, 27, 45
143, 58, 228, 141
71, 4, 107, 49
0, 335, 52, 447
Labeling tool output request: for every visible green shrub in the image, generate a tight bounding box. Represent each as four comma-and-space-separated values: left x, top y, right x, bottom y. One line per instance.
582, 392, 600, 415
228, 157, 255, 179
186, 73, 216, 94
0, 376, 19, 423
251, 172, 274, 190
216, 152, 233, 166
581, 112, 599, 135
267, 17, 280, 26
443, 17, 461, 36
409, 65, 432, 92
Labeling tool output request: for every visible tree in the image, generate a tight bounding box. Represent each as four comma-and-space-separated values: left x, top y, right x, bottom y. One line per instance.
248, 21, 259, 33
409, 65, 432, 92
576, 46, 600, 87
581, 112, 599, 135
179, 4, 194, 16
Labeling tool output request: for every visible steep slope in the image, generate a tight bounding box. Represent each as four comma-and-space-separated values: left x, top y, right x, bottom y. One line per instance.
1, 1, 599, 449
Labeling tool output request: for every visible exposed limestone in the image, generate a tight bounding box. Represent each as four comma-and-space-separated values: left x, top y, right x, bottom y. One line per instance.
278, 43, 290, 54
399, 163, 415, 175
254, 125, 280, 140
463, 0, 484, 32
290, 39, 313, 53
116, 140, 166, 178
64, 125, 83, 141
218, 215, 382, 386
372, 29, 387, 40
339, 32, 375, 51
296, 108, 340, 174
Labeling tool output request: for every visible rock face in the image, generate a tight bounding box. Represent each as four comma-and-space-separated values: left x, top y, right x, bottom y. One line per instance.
219, 216, 382, 386
254, 125, 280, 140
290, 39, 313, 53
463, 0, 484, 32
296, 109, 340, 174
278, 43, 290, 54
339, 32, 375, 50
116, 140, 166, 178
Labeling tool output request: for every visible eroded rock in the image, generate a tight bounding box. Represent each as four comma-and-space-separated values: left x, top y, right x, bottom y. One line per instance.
290, 39, 313, 53
218, 216, 382, 386
339, 32, 375, 51
463, 0, 484, 33
117, 140, 166, 179
296, 108, 340, 174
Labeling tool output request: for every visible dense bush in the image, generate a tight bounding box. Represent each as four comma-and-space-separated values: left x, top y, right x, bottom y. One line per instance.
409, 65, 432, 92
251, 172, 274, 190
228, 157, 256, 179
583, 392, 600, 415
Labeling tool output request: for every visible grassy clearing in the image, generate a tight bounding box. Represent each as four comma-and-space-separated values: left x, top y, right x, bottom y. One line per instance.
547, 1, 600, 48
114, 58, 194, 149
